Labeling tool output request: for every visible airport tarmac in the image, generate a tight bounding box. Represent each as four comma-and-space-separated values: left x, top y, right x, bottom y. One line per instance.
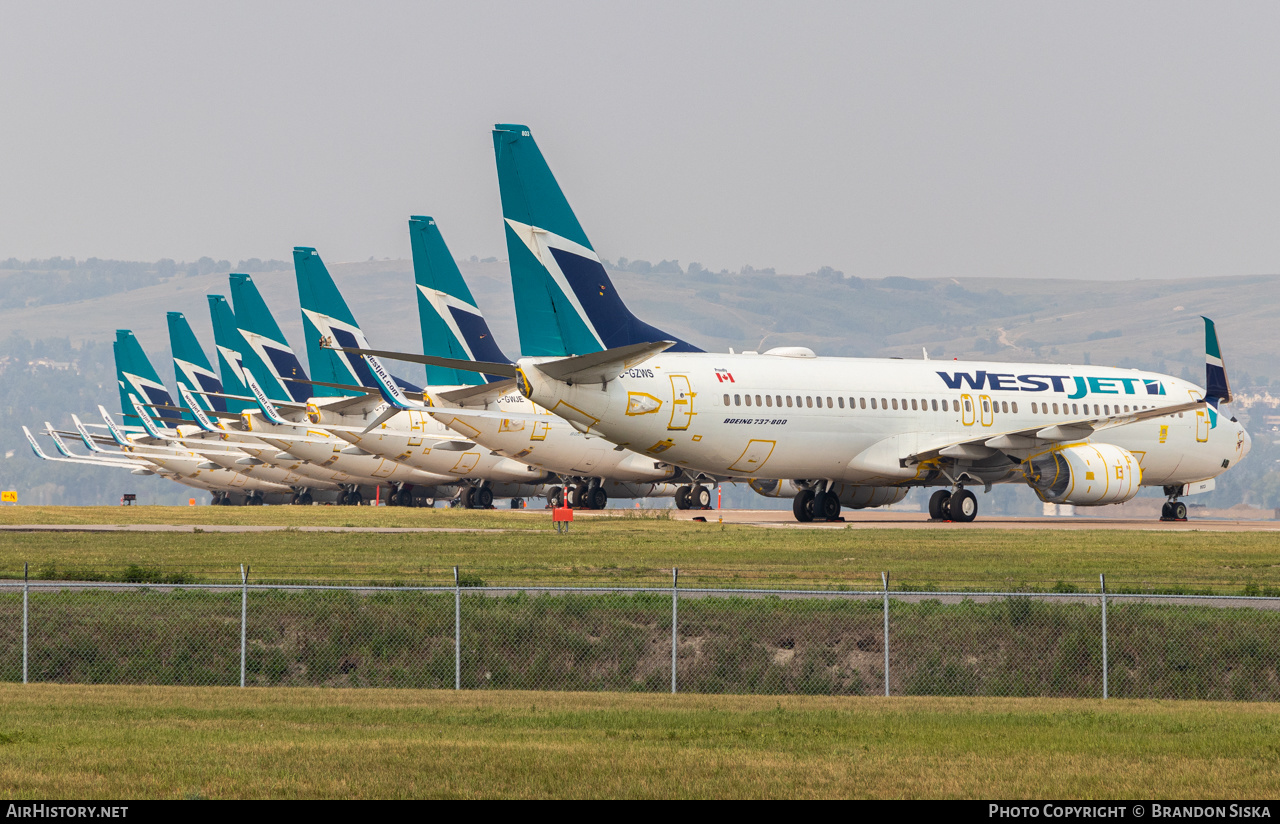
1, 510, 1278, 532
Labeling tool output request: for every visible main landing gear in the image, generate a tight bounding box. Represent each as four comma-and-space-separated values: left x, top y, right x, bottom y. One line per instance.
1161, 486, 1188, 521
548, 482, 609, 510
928, 487, 977, 523
290, 490, 314, 506
792, 484, 841, 522
675, 484, 712, 510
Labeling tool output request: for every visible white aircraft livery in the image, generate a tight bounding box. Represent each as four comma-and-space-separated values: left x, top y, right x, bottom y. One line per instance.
348, 124, 1252, 523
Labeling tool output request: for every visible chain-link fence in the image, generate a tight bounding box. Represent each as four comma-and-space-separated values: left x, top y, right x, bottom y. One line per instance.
3, 569, 1278, 700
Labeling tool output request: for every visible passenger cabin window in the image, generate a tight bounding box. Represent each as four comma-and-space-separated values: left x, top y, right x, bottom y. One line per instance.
1032, 402, 1038, 413
891, 398, 899, 410
982, 399, 990, 413
756, 394, 762, 406
776, 395, 782, 407
723, 394, 730, 406
871, 398, 877, 409
745, 395, 752, 407
860, 398, 866, 409
765, 395, 773, 407
931, 399, 938, 411
1011, 402, 1018, 413
941, 400, 948, 412
838, 397, 845, 409
964, 398, 972, 413
805, 396, 813, 408
911, 399, 918, 411
1052, 403, 1059, 414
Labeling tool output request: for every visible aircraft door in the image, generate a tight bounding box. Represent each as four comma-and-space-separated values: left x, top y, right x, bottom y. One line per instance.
530, 411, 550, 441
1195, 409, 1210, 442
668, 375, 695, 431
979, 395, 994, 427
961, 394, 976, 426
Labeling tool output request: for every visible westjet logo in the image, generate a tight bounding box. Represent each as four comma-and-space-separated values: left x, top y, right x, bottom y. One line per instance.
936, 371, 1166, 400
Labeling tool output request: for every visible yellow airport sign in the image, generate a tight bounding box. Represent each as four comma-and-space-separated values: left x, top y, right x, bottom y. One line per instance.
1, 491, 17, 503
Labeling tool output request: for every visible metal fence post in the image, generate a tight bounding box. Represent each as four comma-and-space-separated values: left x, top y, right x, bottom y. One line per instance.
22, 562, 28, 685
882, 571, 890, 697
240, 564, 248, 688
454, 566, 461, 691
1100, 573, 1108, 700
671, 567, 679, 694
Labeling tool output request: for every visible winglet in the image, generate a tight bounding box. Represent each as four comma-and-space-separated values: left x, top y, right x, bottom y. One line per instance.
363, 354, 427, 412
23, 426, 51, 459
44, 422, 74, 457
99, 405, 132, 446
179, 385, 223, 433
130, 394, 173, 440
241, 369, 290, 426
71, 414, 104, 453
1202, 316, 1232, 407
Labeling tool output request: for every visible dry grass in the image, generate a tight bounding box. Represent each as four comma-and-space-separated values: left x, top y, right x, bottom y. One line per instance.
1, 685, 1277, 799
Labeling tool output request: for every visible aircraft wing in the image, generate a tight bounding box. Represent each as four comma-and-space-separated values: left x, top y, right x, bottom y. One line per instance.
906, 398, 1208, 464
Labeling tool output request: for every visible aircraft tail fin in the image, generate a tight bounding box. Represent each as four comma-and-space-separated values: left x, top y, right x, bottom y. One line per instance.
1202, 316, 1233, 407
492, 123, 701, 357
113, 330, 175, 427
293, 247, 378, 396
410, 216, 512, 384
229, 273, 311, 403
167, 311, 224, 417
207, 295, 253, 414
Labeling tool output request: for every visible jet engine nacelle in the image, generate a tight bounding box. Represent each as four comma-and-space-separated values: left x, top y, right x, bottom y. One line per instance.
832, 483, 909, 509
1024, 443, 1141, 506
749, 479, 908, 509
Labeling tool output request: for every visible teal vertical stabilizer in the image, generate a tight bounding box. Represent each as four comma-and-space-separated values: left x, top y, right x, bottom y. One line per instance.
491, 124, 700, 356
229, 273, 312, 403
410, 216, 511, 384
207, 295, 252, 414
113, 330, 175, 427
293, 246, 371, 396
166, 312, 223, 416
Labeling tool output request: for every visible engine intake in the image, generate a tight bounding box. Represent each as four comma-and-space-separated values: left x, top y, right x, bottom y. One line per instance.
1024, 443, 1141, 506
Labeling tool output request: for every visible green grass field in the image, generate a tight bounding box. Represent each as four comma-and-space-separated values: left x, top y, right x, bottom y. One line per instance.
1, 506, 1278, 592
2, 685, 1277, 799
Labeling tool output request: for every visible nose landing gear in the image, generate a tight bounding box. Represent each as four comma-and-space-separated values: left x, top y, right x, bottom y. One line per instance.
1161, 485, 1189, 521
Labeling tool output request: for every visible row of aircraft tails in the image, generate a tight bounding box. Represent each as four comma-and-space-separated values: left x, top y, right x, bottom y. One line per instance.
26, 125, 1251, 522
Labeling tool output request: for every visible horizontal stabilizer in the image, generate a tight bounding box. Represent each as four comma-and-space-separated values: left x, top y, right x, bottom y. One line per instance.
534, 340, 674, 384
325, 344, 518, 379
434, 379, 518, 405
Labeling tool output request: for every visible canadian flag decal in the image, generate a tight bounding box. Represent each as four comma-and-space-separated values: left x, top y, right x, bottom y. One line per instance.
715, 368, 735, 383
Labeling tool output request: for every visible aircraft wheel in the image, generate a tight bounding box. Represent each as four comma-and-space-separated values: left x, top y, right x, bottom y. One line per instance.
461, 488, 476, 509
474, 487, 494, 508
568, 485, 586, 508
510, 497, 523, 509
423, 497, 435, 508
589, 486, 608, 510
220, 495, 236, 506
251, 494, 264, 506
950, 489, 978, 523
792, 489, 815, 522
675, 486, 692, 510
817, 491, 841, 521
349, 491, 363, 506
929, 490, 951, 520
298, 492, 313, 506
290, 494, 300, 506
397, 489, 414, 507
548, 486, 564, 508
1172, 501, 1187, 520
1160, 502, 1172, 519
691, 486, 712, 509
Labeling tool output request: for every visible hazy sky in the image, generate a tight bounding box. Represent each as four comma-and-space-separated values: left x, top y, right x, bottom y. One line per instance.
3, 1, 1279, 280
